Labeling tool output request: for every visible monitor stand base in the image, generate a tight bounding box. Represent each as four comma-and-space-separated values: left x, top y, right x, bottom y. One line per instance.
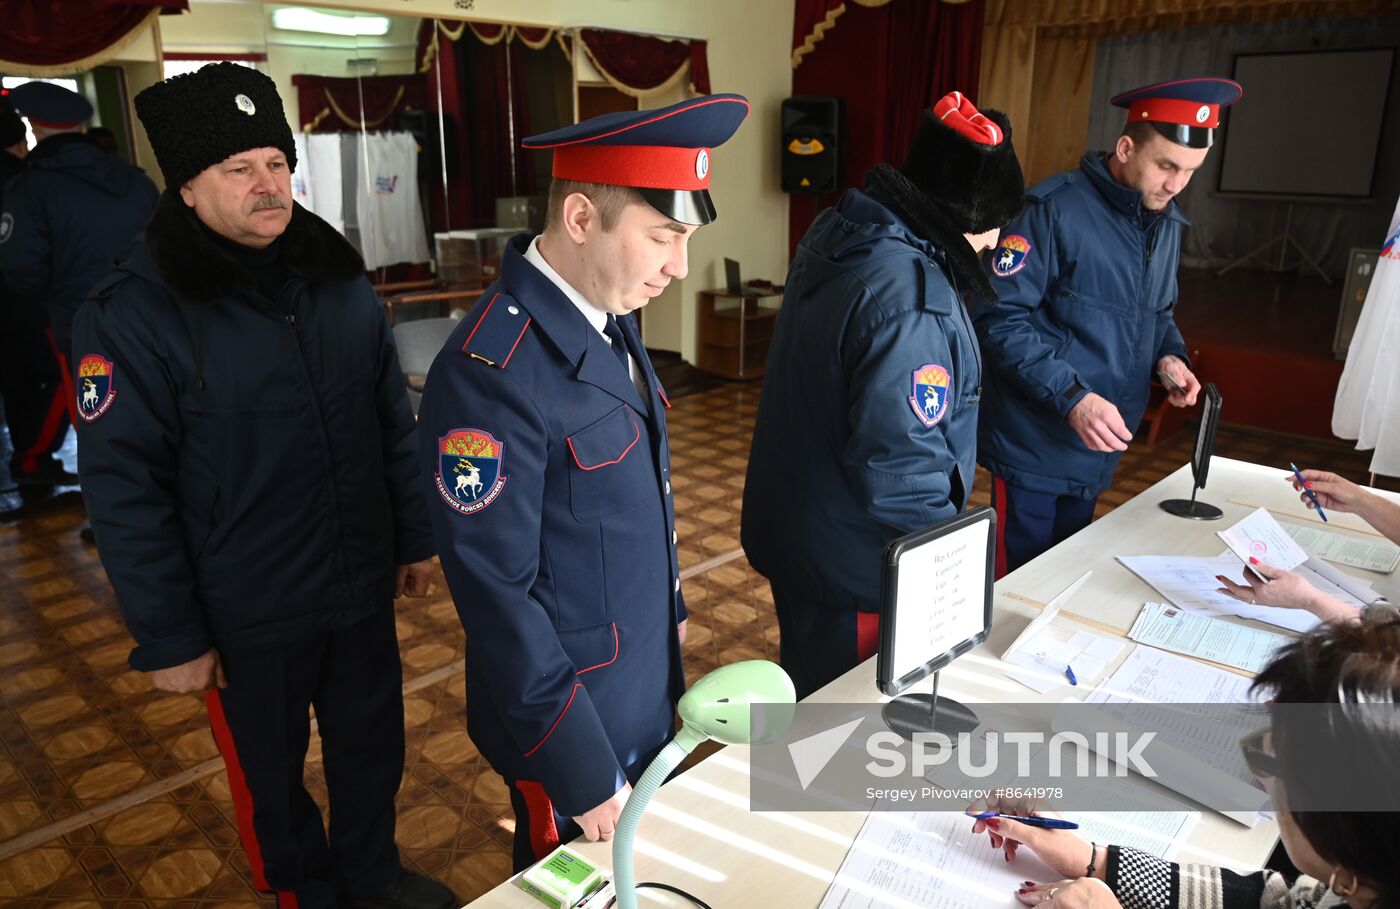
882, 671, 980, 741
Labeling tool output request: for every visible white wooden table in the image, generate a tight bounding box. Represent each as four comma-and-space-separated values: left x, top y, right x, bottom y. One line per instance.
465, 457, 1399, 906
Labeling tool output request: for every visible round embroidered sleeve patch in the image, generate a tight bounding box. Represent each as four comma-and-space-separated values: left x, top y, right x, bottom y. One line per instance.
908, 364, 952, 428
435, 428, 507, 515
992, 234, 1031, 277
76, 355, 117, 422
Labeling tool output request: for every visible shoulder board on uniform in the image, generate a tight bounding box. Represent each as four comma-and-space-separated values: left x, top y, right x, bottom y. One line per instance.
461, 292, 532, 369
88, 268, 135, 303
1026, 172, 1075, 202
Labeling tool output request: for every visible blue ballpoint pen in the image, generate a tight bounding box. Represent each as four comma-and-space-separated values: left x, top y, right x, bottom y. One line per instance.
1290, 462, 1328, 523
974, 812, 1080, 830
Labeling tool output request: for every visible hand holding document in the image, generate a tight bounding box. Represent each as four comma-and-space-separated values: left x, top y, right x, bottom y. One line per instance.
1117, 555, 1323, 632
1218, 507, 1310, 576
819, 810, 1062, 909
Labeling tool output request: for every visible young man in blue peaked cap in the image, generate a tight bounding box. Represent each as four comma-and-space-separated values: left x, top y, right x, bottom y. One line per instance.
417, 93, 748, 871
973, 77, 1242, 575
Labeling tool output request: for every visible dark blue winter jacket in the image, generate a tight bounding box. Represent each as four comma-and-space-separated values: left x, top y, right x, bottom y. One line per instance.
0, 133, 158, 354
973, 152, 1191, 498
742, 189, 982, 611
73, 193, 432, 671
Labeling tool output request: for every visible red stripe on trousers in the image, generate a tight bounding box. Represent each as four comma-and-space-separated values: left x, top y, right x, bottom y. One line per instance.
992, 475, 1009, 580
206, 689, 281, 897
19, 378, 69, 475
514, 780, 560, 862
856, 613, 880, 663
19, 332, 73, 473
48, 336, 78, 427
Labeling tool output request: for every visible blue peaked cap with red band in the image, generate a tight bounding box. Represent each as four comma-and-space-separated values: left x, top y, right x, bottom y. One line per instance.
7, 80, 93, 129
522, 93, 750, 225
1111, 77, 1243, 149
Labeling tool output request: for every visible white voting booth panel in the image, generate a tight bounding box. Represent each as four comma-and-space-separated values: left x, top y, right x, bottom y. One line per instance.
465, 458, 1400, 907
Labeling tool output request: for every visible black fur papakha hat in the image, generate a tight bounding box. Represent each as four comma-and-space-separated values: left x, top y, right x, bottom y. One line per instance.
899, 91, 1024, 235
135, 62, 296, 188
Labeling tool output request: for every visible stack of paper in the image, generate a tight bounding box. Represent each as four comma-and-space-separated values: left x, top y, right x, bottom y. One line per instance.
1127, 603, 1292, 674
1067, 648, 1270, 825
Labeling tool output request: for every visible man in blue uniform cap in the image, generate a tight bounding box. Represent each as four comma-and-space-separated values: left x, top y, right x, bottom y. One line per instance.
973, 77, 1242, 575
418, 93, 749, 870
743, 91, 1024, 699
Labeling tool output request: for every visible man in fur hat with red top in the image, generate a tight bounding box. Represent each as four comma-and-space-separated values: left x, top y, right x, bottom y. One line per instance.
742, 91, 1025, 699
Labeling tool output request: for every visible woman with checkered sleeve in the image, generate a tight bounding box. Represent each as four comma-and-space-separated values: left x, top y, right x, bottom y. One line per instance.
967, 607, 1400, 909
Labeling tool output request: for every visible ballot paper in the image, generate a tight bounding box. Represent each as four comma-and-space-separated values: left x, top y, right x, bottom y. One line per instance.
1127, 602, 1292, 674
1069, 806, 1199, 860
819, 809, 1061, 909
1072, 647, 1270, 825
1218, 507, 1310, 574
1117, 555, 1323, 632
1282, 521, 1400, 573
1000, 572, 1125, 693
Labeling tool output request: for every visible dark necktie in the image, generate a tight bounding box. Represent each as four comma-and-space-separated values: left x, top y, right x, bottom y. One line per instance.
603, 314, 630, 375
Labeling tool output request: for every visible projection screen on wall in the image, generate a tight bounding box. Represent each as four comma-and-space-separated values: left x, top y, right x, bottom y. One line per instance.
1217, 48, 1394, 198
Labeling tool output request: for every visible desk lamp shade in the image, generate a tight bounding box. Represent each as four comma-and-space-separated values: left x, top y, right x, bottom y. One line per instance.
613, 660, 796, 909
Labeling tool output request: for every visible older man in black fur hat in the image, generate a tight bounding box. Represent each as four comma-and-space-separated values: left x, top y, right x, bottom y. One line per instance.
71, 63, 455, 909
742, 91, 1024, 700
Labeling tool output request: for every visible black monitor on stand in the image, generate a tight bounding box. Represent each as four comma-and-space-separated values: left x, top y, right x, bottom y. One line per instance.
877, 506, 995, 740
1160, 383, 1224, 521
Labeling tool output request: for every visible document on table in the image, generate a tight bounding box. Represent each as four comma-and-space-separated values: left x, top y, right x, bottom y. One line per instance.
1070, 806, 1199, 859
1127, 602, 1292, 674
1282, 521, 1400, 574
1218, 507, 1310, 574
1117, 555, 1322, 632
819, 809, 1061, 909
1000, 571, 1125, 693
1072, 647, 1270, 825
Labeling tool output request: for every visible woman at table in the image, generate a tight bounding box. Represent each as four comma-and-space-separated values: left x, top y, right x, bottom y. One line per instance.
1215, 469, 1400, 623
969, 610, 1400, 908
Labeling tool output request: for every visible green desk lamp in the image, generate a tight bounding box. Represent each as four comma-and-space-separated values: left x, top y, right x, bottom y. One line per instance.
612, 660, 796, 909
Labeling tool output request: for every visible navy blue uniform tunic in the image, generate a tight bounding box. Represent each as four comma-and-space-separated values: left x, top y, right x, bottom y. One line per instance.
418, 235, 685, 821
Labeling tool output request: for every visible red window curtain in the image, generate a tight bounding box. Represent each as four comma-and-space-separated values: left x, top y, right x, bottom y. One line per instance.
0, 0, 187, 74
788, 0, 986, 258
292, 74, 427, 134
453, 29, 536, 227
578, 28, 710, 97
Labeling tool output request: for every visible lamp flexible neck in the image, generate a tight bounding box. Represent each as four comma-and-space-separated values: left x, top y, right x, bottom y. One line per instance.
612, 737, 690, 909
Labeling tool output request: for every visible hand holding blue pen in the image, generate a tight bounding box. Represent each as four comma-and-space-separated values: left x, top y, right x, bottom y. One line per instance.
1290, 462, 1328, 523
974, 812, 1080, 830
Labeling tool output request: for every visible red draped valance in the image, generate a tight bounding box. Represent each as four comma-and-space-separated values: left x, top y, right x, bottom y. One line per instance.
292, 74, 426, 133
578, 28, 710, 98
0, 0, 187, 76
418, 20, 571, 74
